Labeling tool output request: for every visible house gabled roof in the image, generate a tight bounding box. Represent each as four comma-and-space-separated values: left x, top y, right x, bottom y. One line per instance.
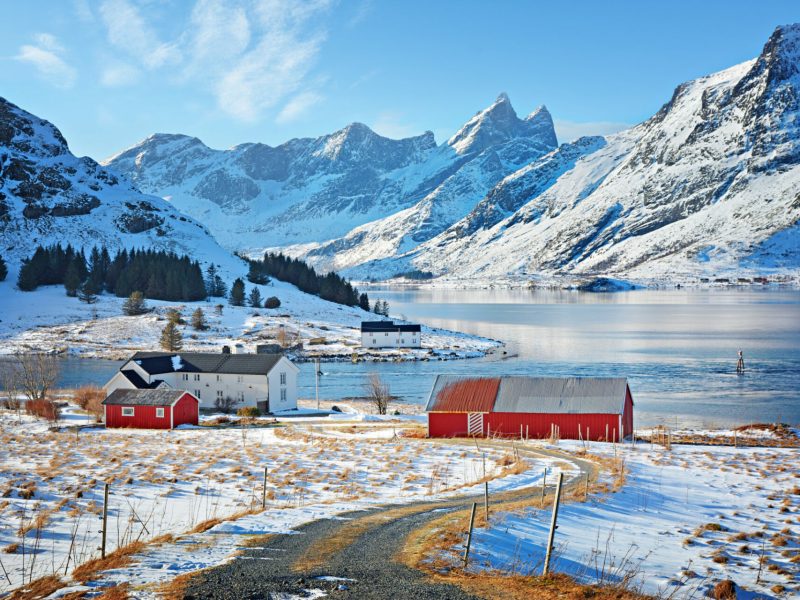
361, 321, 421, 333
120, 369, 161, 389
103, 389, 197, 407
425, 375, 631, 415
126, 352, 285, 376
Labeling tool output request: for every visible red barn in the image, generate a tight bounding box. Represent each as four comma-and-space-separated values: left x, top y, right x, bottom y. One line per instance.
426, 376, 634, 442
102, 389, 199, 430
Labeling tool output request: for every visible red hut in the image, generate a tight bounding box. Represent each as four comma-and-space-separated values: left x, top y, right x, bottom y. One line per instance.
102, 389, 199, 430
425, 376, 634, 442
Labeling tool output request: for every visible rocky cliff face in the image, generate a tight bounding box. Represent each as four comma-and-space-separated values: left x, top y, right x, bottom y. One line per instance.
0, 98, 236, 273
320, 25, 800, 281
104, 94, 559, 253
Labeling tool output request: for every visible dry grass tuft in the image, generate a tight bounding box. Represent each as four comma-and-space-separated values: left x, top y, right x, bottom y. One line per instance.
71, 541, 146, 582
95, 583, 130, 600
6, 575, 64, 600
712, 579, 736, 600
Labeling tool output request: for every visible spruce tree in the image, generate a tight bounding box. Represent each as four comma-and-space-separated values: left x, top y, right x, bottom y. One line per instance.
0, 253, 6, 282
359, 292, 370, 312
248, 287, 262, 308
166, 308, 184, 324
64, 261, 82, 296
160, 320, 183, 351
78, 280, 98, 304
191, 307, 207, 331
122, 291, 148, 316
381, 300, 390, 316
229, 278, 245, 306
373, 299, 382, 315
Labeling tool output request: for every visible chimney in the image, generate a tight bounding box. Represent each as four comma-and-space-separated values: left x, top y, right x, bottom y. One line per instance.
221, 345, 231, 354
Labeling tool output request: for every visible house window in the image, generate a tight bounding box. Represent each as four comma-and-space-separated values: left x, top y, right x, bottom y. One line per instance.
156, 407, 165, 418
216, 390, 223, 399
195, 389, 201, 398
121, 407, 134, 417
385, 332, 388, 336
280, 388, 287, 402
216, 375, 221, 382
194, 373, 200, 381
182, 374, 189, 381
280, 372, 286, 385
237, 375, 243, 384
236, 391, 244, 402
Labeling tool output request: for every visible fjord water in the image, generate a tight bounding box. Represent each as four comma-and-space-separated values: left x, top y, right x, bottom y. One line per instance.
300, 287, 800, 428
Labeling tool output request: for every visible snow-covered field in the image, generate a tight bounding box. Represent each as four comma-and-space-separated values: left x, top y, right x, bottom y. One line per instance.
0, 278, 498, 361
0, 406, 557, 597
441, 436, 800, 598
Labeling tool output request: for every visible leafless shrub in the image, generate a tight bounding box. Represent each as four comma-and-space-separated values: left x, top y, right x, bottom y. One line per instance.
214, 395, 237, 414
74, 385, 104, 420
25, 398, 60, 421
366, 373, 390, 415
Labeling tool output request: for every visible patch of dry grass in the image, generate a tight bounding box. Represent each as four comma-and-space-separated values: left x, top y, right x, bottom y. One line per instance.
71, 541, 146, 583
6, 575, 64, 600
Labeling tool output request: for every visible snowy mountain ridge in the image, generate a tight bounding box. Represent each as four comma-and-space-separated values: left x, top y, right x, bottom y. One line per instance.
104, 94, 559, 254
0, 97, 242, 277
294, 24, 800, 281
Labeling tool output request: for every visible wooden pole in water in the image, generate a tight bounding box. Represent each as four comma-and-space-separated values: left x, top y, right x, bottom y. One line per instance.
463, 502, 477, 567
101, 483, 109, 559
543, 471, 564, 576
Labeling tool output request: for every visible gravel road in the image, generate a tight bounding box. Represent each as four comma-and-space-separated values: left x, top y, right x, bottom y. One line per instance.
184, 444, 595, 600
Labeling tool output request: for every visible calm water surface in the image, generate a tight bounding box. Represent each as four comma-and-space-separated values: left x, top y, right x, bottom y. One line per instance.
52, 288, 800, 428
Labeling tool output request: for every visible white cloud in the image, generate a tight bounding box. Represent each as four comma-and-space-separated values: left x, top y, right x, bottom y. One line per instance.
15, 34, 76, 89
276, 91, 323, 123
73, 0, 94, 22
101, 62, 141, 87
554, 119, 632, 142
371, 111, 422, 140
99, 0, 181, 69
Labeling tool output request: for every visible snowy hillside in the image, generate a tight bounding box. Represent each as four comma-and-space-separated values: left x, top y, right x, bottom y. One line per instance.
0, 97, 242, 278
334, 24, 800, 282
103, 95, 559, 255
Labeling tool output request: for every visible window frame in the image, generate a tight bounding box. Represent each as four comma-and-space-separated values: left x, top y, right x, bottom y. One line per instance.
121, 407, 134, 417
156, 407, 165, 418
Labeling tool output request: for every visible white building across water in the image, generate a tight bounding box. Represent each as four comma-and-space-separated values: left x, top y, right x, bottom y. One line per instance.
360, 321, 422, 348
103, 350, 299, 413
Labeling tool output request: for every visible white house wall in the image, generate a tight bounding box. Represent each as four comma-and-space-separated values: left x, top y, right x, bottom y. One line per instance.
162, 372, 269, 410
102, 371, 138, 395
267, 356, 299, 412
361, 332, 421, 348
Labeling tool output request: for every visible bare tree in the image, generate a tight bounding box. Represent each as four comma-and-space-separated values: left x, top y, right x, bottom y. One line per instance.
15, 354, 60, 402
366, 373, 390, 415
0, 360, 22, 415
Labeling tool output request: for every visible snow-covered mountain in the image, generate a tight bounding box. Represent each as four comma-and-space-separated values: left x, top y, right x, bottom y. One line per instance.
308, 24, 800, 281
0, 97, 241, 276
103, 94, 559, 254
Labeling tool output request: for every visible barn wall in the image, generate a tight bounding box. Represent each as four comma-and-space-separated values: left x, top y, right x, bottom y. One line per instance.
484, 412, 624, 441
105, 405, 172, 429
428, 412, 469, 437
623, 387, 634, 437
172, 394, 199, 427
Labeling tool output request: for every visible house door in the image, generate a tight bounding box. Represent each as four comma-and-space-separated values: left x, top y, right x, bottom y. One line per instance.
467, 412, 484, 436
257, 400, 269, 415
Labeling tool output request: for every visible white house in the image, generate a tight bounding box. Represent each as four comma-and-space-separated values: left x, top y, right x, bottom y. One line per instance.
104, 351, 299, 413
360, 321, 422, 348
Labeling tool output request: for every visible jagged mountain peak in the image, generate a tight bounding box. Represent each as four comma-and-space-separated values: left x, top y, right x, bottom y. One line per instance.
447, 94, 557, 155
0, 96, 70, 159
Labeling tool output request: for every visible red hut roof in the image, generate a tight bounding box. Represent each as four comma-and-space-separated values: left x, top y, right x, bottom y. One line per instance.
425, 376, 500, 412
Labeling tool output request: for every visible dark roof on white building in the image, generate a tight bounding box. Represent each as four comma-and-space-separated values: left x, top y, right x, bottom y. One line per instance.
127, 352, 283, 376
425, 376, 631, 414
103, 389, 197, 407
361, 321, 421, 333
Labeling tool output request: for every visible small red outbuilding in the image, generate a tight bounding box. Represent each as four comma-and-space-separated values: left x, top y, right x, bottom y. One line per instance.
426, 376, 634, 442
102, 389, 199, 430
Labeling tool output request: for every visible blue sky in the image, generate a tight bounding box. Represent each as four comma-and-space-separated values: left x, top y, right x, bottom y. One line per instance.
1, 0, 797, 159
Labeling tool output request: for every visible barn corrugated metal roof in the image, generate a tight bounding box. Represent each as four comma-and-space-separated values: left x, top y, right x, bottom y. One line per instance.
129, 352, 282, 376
425, 375, 630, 414
494, 377, 629, 414
424, 376, 501, 412
103, 389, 194, 406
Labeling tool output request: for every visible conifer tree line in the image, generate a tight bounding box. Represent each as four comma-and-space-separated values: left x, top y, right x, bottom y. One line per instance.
17, 243, 206, 302
248, 252, 367, 309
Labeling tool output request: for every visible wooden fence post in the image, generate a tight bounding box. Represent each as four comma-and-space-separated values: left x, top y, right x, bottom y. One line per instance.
463, 502, 478, 567
540, 468, 547, 507
101, 483, 109, 559
584, 473, 589, 500
484, 481, 489, 522
543, 471, 564, 576
262, 467, 268, 509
